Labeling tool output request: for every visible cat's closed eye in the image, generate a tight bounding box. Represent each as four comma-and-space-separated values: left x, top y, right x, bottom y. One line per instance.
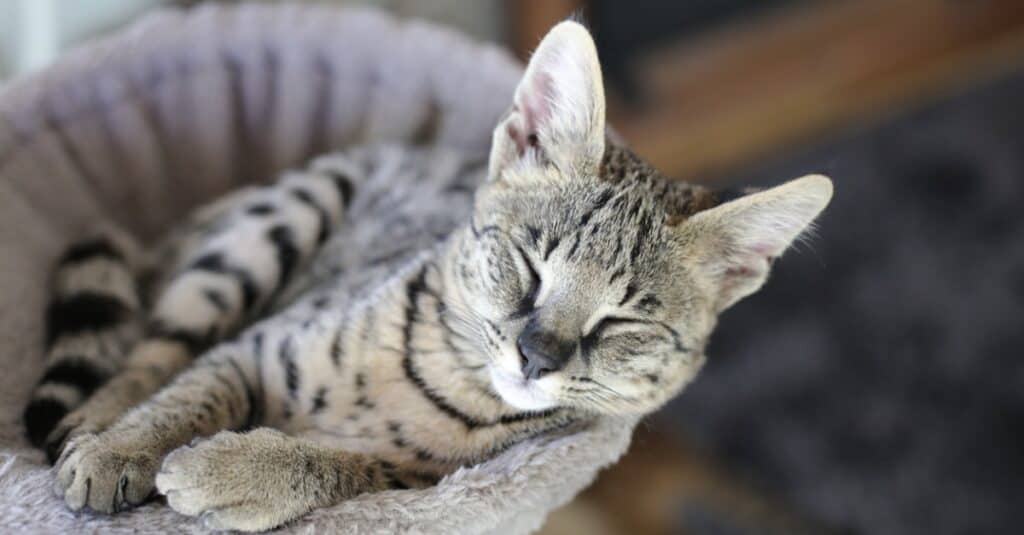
512, 245, 541, 317
586, 316, 651, 340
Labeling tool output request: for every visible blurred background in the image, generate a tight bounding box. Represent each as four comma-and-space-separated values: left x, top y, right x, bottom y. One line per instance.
3, 1, 1023, 534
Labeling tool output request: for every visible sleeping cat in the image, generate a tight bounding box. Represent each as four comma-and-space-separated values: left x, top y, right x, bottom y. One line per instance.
30, 21, 832, 531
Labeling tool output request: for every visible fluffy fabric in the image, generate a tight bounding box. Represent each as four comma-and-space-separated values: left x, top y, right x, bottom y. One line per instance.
0, 4, 635, 533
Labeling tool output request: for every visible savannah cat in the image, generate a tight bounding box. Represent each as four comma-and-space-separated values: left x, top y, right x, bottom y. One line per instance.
26, 21, 832, 531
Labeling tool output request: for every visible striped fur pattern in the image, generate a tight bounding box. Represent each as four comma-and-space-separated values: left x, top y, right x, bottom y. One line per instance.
44, 22, 833, 531
23, 235, 142, 449
31, 163, 353, 463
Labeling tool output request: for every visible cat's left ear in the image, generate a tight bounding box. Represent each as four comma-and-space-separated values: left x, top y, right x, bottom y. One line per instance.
679, 174, 834, 313
489, 21, 606, 180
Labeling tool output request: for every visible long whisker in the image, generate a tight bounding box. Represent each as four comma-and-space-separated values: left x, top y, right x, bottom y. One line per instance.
569, 379, 645, 412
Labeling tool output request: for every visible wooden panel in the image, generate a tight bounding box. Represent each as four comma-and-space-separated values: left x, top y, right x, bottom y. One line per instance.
507, 0, 585, 60
609, 0, 1024, 181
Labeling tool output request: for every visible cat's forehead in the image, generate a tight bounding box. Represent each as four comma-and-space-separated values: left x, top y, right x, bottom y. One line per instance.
506, 181, 671, 288
567, 145, 714, 221
485, 145, 715, 278
539, 173, 710, 247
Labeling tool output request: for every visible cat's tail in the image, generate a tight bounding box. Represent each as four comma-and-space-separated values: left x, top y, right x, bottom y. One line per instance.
23, 230, 144, 447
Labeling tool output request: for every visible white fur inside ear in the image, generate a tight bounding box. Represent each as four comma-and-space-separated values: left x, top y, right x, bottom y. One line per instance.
489, 21, 606, 179
686, 174, 833, 311
722, 174, 833, 257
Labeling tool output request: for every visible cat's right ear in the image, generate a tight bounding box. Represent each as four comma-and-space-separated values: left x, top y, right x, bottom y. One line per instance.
489, 21, 606, 182
678, 174, 833, 313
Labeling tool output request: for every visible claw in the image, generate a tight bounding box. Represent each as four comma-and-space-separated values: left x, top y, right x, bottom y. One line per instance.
112, 473, 128, 513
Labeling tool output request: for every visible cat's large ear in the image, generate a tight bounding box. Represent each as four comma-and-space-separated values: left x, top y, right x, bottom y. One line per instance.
680, 174, 833, 313
489, 21, 606, 180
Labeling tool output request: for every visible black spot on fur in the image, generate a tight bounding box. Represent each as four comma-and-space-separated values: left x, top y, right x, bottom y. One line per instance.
45, 293, 130, 347
330, 329, 344, 368
657, 321, 690, 353
267, 225, 299, 295
24, 398, 68, 447
365, 248, 412, 267
577, 188, 614, 229
310, 387, 328, 413
202, 287, 230, 312
290, 188, 331, 244
470, 218, 501, 239
191, 253, 259, 310
565, 234, 581, 261
632, 213, 653, 262
385, 474, 410, 490
245, 203, 275, 216
636, 293, 663, 313
525, 225, 542, 248
251, 331, 265, 357
39, 358, 108, 393
326, 171, 354, 207
279, 336, 300, 399
225, 356, 261, 429
58, 239, 124, 265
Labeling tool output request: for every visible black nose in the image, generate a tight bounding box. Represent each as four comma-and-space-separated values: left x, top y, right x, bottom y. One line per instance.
517, 320, 574, 380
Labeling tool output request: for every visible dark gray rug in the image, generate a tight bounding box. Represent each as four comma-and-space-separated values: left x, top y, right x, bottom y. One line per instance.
659, 69, 1024, 535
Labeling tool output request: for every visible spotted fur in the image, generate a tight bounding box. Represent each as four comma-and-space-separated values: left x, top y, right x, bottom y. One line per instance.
43, 22, 832, 531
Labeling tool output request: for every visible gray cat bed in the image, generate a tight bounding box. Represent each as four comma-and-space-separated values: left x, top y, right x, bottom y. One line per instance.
0, 4, 636, 533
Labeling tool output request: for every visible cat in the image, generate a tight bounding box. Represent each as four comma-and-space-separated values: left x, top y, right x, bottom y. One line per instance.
31, 21, 832, 531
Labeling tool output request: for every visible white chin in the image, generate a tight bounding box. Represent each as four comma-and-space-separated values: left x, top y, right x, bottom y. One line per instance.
489, 367, 558, 411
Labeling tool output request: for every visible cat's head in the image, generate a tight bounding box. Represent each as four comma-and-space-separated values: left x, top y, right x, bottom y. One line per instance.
452, 22, 832, 415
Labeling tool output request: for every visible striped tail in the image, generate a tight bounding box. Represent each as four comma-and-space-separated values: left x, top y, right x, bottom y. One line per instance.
23, 234, 143, 447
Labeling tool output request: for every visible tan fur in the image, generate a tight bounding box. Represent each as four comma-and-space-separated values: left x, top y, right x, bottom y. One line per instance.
49, 21, 832, 532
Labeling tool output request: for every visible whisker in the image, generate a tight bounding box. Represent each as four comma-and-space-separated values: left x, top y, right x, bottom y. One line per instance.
568, 378, 645, 412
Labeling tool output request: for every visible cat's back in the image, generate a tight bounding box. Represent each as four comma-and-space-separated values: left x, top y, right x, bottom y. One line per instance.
290, 145, 488, 301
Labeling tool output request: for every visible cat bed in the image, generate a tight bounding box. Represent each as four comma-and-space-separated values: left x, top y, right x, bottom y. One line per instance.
0, 4, 637, 534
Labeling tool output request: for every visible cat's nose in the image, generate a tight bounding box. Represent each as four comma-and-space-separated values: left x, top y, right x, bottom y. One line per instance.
517, 320, 574, 380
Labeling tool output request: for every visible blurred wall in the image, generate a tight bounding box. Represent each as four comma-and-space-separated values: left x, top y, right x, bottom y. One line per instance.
0, 0, 507, 83
0, 0, 167, 81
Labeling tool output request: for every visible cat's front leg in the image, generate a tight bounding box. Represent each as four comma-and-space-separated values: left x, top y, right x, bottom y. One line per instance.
156, 428, 426, 532
44, 340, 192, 462
54, 347, 258, 513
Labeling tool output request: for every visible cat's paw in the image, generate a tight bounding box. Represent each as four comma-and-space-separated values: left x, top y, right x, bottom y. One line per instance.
44, 406, 120, 464
54, 432, 160, 514
156, 428, 319, 532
